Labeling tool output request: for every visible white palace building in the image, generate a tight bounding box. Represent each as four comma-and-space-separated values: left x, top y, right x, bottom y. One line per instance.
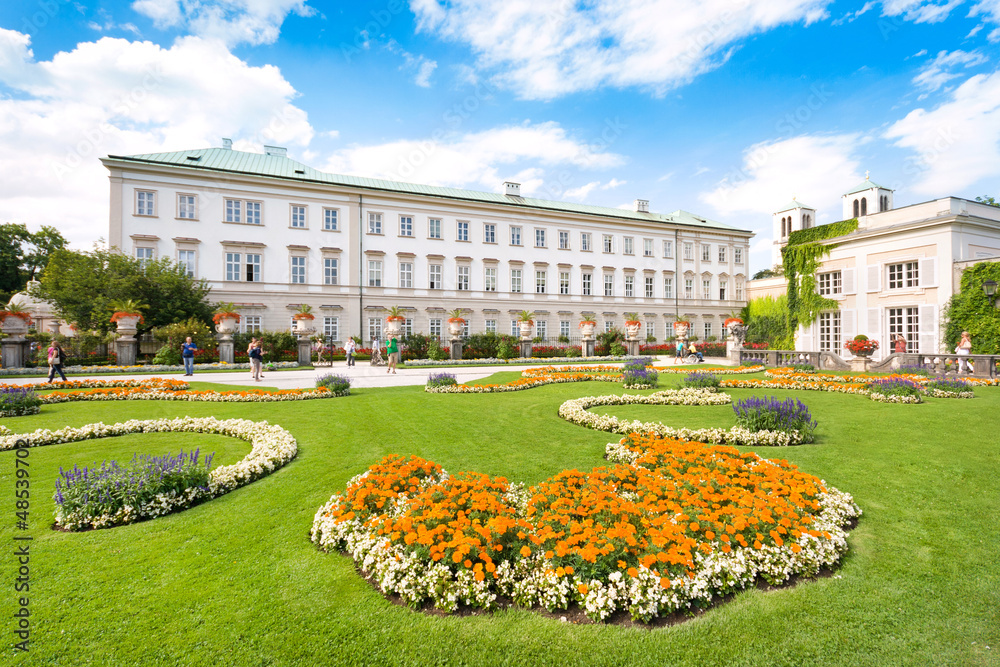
102, 141, 753, 344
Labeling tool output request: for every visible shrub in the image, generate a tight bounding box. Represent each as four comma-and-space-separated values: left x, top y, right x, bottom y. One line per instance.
400, 333, 434, 360
681, 372, 720, 389
152, 317, 215, 353
54, 449, 214, 524
733, 396, 817, 442
426, 372, 458, 388
315, 373, 351, 395
0, 387, 42, 417
496, 336, 517, 360
609, 342, 626, 357
897, 364, 932, 377
427, 338, 449, 361
565, 347, 582, 358
464, 332, 517, 359
927, 378, 972, 394
866, 378, 921, 398
151, 344, 182, 366
789, 363, 816, 373
622, 359, 658, 388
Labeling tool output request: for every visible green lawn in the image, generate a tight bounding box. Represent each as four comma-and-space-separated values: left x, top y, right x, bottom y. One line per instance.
1, 374, 998, 666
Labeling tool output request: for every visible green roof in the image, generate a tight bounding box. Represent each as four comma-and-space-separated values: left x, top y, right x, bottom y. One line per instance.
105, 147, 747, 233
774, 200, 815, 213
844, 178, 891, 196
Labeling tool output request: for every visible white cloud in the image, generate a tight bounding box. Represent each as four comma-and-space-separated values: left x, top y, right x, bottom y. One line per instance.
700, 133, 866, 218
322, 121, 625, 191
832, 1, 876, 24
564, 181, 602, 200
412, 0, 831, 99
880, 0, 964, 23
603, 178, 626, 189
131, 0, 314, 46
414, 58, 437, 87
912, 49, 987, 95
0, 31, 314, 247
385, 39, 438, 88
885, 69, 1000, 195
968, 0, 1000, 40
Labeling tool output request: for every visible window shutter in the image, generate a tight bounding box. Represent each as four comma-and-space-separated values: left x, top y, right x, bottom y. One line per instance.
842, 309, 856, 341
867, 308, 881, 338
842, 268, 856, 295
919, 304, 937, 354
798, 321, 813, 352
866, 265, 880, 292
919, 257, 937, 288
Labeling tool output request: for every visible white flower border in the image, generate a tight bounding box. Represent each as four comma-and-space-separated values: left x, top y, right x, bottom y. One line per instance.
38, 387, 343, 404
0, 417, 297, 530
558, 389, 808, 446
655, 365, 765, 375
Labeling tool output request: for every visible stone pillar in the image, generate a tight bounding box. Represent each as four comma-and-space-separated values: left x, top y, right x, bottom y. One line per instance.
450, 338, 463, 360
1, 340, 29, 368
849, 356, 871, 373
583, 339, 595, 357
297, 338, 313, 366
217, 336, 234, 364
115, 338, 137, 367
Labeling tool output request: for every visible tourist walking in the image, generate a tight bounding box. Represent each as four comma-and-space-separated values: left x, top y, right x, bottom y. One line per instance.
46, 341, 68, 382
674, 338, 685, 365
957, 331, 973, 373
345, 338, 356, 366
249, 339, 265, 381
181, 336, 198, 376
386, 336, 399, 374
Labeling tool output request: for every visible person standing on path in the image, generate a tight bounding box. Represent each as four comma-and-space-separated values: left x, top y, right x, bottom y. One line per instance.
181, 336, 198, 376
956, 331, 973, 373
386, 336, 399, 374
47, 341, 68, 382
892, 333, 907, 354
674, 338, 685, 365
249, 340, 265, 381
344, 338, 356, 367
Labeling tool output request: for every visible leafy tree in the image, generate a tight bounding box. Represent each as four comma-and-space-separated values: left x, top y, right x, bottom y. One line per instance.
942, 261, 1000, 353
752, 267, 782, 280
975, 195, 998, 207
739, 295, 795, 350
32, 245, 213, 335
0, 223, 68, 302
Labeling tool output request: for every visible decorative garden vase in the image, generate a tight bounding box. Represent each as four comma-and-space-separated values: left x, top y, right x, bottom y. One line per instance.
447, 320, 463, 337
579, 322, 596, 340
385, 317, 404, 339
113, 314, 141, 337
519, 322, 534, 341
215, 315, 239, 335
624, 322, 642, 339
672, 321, 690, 340
0, 313, 30, 338
293, 316, 316, 336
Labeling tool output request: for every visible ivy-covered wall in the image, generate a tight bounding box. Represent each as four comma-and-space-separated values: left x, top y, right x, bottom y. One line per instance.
942, 261, 1000, 353
738, 294, 795, 350
782, 218, 859, 333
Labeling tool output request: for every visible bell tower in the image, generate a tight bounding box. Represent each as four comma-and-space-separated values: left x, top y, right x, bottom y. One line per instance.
772, 198, 817, 267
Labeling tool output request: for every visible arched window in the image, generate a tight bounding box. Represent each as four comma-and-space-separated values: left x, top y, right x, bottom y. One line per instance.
782, 217, 787, 237
804, 214, 810, 228
853, 199, 859, 218
861, 198, 867, 216
880, 195, 888, 212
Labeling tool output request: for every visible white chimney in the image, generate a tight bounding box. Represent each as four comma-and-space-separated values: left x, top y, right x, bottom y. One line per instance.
634, 199, 649, 213
504, 181, 521, 197
264, 145, 287, 157
222, 138, 233, 150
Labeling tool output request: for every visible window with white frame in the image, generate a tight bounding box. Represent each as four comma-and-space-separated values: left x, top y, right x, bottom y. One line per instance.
368, 212, 382, 234
511, 268, 522, 293
484, 223, 496, 244
718, 246, 727, 263
644, 276, 654, 298
177, 250, 195, 277
645, 320, 655, 340
684, 243, 694, 260
399, 262, 413, 288
559, 231, 570, 249
643, 239, 653, 257
818, 271, 842, 295
604, 274, 613, 296
535, 270, 546, 293
603, 234, 614, 253
719, 279, 728, 300
242, 315, 262, 333
663, 240, 674, 258
582, 273, 592, 296
323, 208, 338, 231
511, 320, 519, 336
246, 201, 261, 225
177, 194, 196, 220
535, 228, 546, 248
429, 264, 442, 289
135, 247, 154, 267
888, 307, 919, 351
623, 237, 634, 255
701, 244, 711, 262
463, 321, 469, 337
323, 316, 339, 341
484, 267, 497, 292
399, 216, 413, 237
291, 205, 307, 228
559, 271, 570, 295
605, 320, 614, 332
536, 320, 547, 340
429, 318, 442, 338
888, 262, 919, 289
734, 247, 743, 264
624, 275, 634, 297
735, 278, 745, 301
290, 256, 306, 284
457, 220, 469, 242
664, 276, 674, 299
246, 253, 262, 281
225, 199, 242, 223
704, 322, 712, 339
324, 257, 339, 285
368, 260, 382, 287
485, 319, 497, 333
428, 218, 442, 239
818, 311, 841, 352
457, 265, 470, 290
684, 278, 693, 299
702, 279, 711, 299
560, 320, 570, 338
225, 252, 259, 281
136, 190, 155, 216
368, 318, 382, 342
581, 232, 592, 252
403, 318, 413, 336
511, 226, 522, 245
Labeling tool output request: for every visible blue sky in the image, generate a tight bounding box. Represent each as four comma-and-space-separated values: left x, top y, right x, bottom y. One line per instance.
1, 0, 999, 272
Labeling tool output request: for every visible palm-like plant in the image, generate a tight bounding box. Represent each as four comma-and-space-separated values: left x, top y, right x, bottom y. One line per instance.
447, 308, 465, 322
517, 310, 534, 324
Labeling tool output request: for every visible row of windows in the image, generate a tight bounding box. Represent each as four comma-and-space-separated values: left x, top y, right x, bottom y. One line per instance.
817, 262, 921, 296
818, 307, 919, 353
133, 190, 746, 263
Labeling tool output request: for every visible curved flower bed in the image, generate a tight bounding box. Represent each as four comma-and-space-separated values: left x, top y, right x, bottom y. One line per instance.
558, 389, 809, 447
0, 417, 297, 530
311, 438, 860, 623
764, 367, 997, 388
38, 386, 341, 403
4, 378, 189, 392
656, 365, 765, 375
426, 365, 656, 393
721, 374, 979, 402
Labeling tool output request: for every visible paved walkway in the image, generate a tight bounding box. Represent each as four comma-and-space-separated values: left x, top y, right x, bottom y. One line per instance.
6, 356, 735, 390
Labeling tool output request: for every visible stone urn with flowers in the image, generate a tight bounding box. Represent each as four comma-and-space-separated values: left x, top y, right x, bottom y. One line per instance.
213, 302, 241, 364
109, 299, 147, 367
385, 305, 405, 339
292, 304, 316, 336
624, 312, 642, 356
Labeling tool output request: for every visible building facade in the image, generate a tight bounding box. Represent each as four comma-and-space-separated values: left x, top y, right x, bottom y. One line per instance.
761, 177, 1000, 357
102, 142, 752, 344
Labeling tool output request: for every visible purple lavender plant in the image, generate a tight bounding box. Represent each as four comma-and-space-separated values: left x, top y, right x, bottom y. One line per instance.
866, 377, 922, 397
0, 387, 42, 416
316, 373, 351, 394
426, 372, 458, 388
681, 372, 720, 389
733, 395, 817, 442
622, 361, 658, 388
927, 378, 972, 394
